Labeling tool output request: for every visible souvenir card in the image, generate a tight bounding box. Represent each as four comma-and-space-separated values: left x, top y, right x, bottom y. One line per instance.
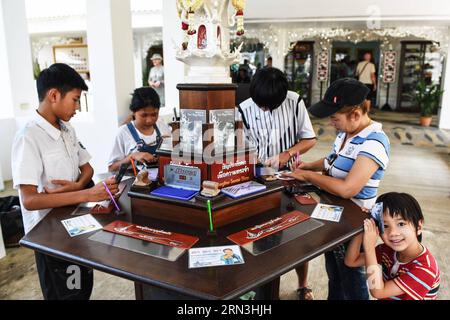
61, 214, 102, 237
189, 245, 245, 269
370, 202, 385, 235
311, 204, 344, 223
210, 109, 235, 153
180, 109, 207, 154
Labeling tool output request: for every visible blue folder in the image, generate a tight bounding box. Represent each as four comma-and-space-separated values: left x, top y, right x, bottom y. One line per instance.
151, 186, 199, 201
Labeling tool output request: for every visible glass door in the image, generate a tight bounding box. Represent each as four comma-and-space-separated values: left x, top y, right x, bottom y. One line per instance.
285, 41, 314, 107
397, 41, 443, 112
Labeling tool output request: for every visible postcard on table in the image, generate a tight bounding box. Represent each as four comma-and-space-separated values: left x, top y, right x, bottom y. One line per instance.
189, 245, 245, 269
61, 214, 103, 237
311, 204, 344, 223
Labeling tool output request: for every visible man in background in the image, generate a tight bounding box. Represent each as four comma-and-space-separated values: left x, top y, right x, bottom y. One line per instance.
356, 52, 377, 111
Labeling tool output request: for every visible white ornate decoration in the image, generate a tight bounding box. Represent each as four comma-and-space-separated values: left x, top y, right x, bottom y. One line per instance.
175, 0, 246, 83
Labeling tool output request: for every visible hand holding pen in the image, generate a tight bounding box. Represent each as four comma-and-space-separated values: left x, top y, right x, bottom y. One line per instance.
290, 151, 304, 171
87, 177, 119, 202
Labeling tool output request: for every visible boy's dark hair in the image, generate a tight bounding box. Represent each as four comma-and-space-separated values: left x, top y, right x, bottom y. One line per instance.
130, 87, 161, 112
376, 192, 424, 242
37, 63, 88, 102
250, 67, 288, 111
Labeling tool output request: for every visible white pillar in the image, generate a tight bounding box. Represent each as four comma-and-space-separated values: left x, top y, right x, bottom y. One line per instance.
0, 226, 5, 259
161, 0, 185, 118
84, 0, 135, 172
0, 167, 4, 191
272, 28, 288, 70
0, 0, 33, 182
0, 0, 37, 118
134, 34, 144, 88
439, 28, 450, 130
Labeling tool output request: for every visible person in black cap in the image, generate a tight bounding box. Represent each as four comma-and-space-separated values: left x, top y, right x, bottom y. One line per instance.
284, 78, 391, 300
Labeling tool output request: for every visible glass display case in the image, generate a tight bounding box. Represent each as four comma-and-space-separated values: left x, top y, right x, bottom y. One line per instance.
284, 41, 314, 107
397, 41, 444, 112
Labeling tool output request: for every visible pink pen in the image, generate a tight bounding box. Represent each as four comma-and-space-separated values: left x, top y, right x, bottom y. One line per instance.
296, 151, 300, 168
102, 181, 121, 212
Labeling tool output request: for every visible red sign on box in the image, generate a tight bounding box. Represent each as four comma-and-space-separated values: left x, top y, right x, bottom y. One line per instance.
103, 221, 199, 249
227, 211, 311, 246
210, 154, 255, 188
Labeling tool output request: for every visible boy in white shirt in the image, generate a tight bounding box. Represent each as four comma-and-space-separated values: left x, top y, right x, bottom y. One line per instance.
12, 63, 119, 300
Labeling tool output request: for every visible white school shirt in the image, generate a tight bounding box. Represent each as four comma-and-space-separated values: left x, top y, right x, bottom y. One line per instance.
11, 112, 91, 234
324, 121, 390, 209
237, 91, 316, 162
107, 120, 172, 167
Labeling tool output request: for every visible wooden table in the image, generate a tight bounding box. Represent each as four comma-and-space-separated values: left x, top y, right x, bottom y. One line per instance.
20, 181, 368, 300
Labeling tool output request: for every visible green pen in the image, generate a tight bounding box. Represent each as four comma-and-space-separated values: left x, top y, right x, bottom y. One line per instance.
207, 200, 214, 232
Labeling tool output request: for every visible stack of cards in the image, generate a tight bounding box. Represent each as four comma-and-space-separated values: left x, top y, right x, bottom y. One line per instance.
370, 202, 384, 234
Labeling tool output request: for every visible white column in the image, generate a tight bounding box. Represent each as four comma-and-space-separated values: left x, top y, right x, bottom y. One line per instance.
134, 34, 144, 88
161, 0, 185, 118
0, 226, 5, 259
83, 0, 135, 173
0, 0, 37, 118
0, 0, 33, 182
271, 28, 288, 71
439, 28, 450, 130
0, 166, 4, 191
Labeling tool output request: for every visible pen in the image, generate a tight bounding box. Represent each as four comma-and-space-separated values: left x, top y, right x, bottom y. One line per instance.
130, 158, 138, 177
207, 200, 214, 232
296, 151, 300, 168
102, 181, 121, 212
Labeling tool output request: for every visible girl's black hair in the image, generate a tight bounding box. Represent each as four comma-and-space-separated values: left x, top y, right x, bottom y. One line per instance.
376, 192, 424, 242
37, 63, 88, 102
130, 87, 161, 112
250, 67, 288, 112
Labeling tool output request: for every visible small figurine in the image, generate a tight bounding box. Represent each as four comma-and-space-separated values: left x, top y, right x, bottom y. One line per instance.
201, 181, 220, 198
134, 169, 151, 187
261, 175, 277, 182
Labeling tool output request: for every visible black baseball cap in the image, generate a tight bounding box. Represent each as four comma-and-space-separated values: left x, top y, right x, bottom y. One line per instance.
308, 78, 370, 118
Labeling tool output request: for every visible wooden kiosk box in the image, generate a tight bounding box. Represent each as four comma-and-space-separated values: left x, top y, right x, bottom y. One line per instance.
128, 84, 284, 230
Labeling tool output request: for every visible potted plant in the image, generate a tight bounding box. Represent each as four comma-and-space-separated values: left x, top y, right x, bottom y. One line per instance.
414, 79, 444, 127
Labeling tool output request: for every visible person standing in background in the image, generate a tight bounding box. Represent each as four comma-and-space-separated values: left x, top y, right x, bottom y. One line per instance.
356, 52, 377, 112
148, 54, 165, 108
265, 56, 273, 68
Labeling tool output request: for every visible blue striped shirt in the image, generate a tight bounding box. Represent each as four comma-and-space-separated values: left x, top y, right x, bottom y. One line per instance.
325, 122, 390, 209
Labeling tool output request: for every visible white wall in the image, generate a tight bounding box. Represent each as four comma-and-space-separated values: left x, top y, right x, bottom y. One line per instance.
0, 119, 17, 181
439, 27, 450, 129
0, 227, 5, 259
0, 0, 35, 187
0, 0, 37, 118
246, 0, 450, 22
85, 0, 136, 173
161, 0, 185, 117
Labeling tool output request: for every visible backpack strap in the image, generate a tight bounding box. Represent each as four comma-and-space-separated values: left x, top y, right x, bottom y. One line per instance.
154, 124, 162, 139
